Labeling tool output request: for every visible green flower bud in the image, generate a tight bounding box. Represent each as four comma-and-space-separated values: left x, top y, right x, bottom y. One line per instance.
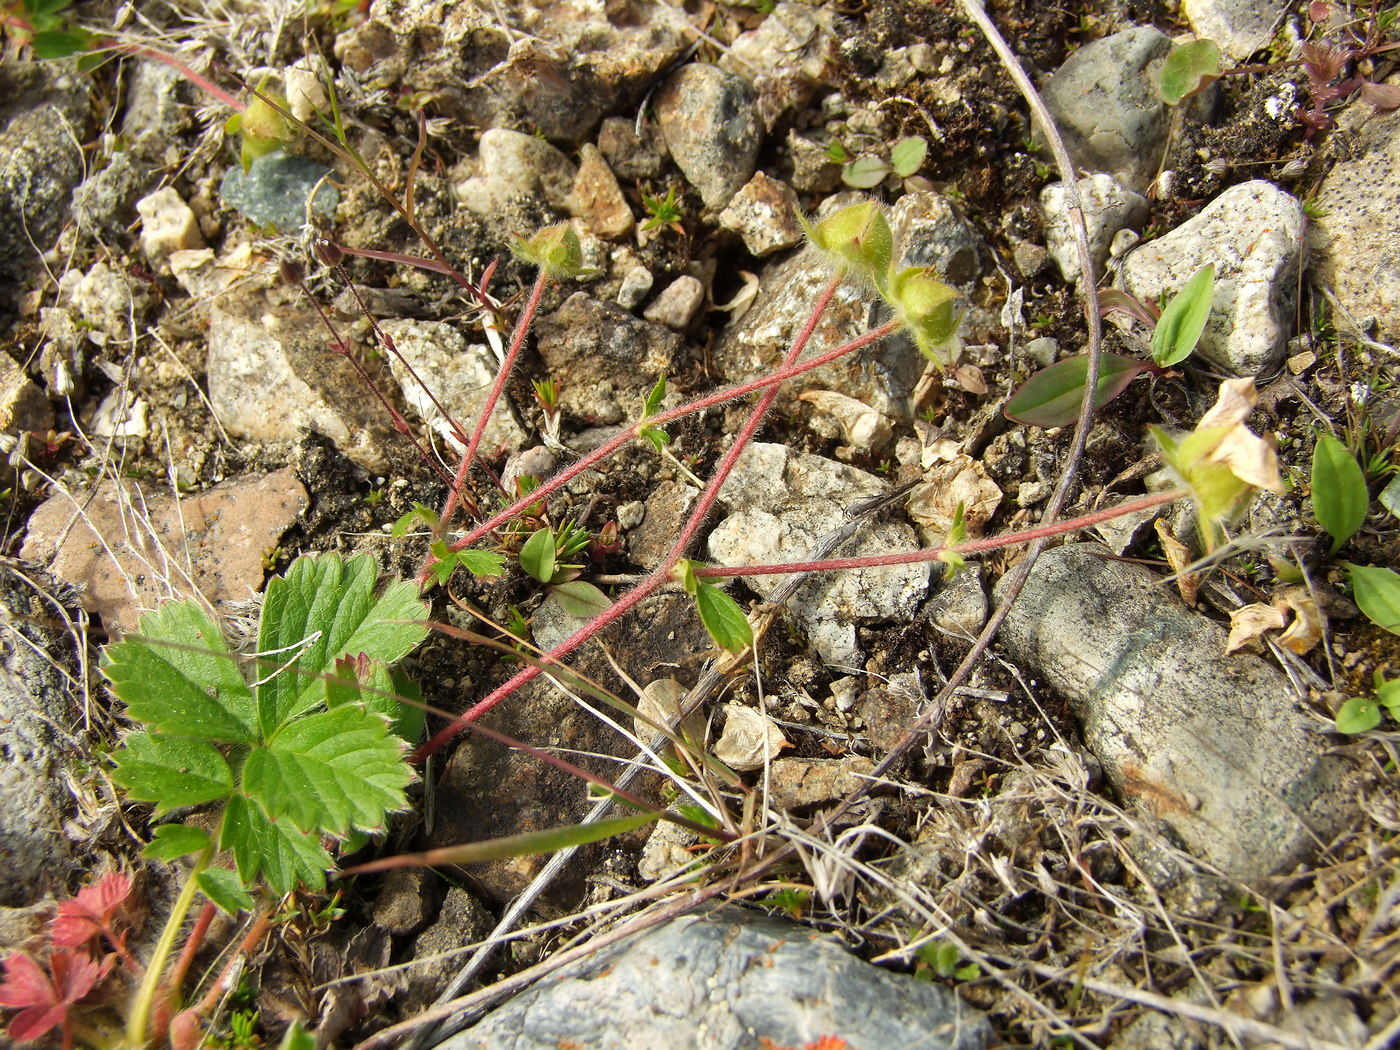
800, 200, 892, 290
512, 223, 587, 278
887, 266, 961, 365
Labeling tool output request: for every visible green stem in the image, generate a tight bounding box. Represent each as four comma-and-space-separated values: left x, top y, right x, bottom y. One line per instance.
125, 843, 214, 1048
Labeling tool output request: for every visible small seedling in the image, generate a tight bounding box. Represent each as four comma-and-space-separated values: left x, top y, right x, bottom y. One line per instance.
840, 135, 929, 190
1, 0, 92, 58
1335, 672, 1400, 733
914, 939, 980, 982
640, 185, 685, 234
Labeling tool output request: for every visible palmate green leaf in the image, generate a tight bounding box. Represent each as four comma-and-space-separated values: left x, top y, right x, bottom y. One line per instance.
1348, 563, 1400, 634
1151, 264, 1214, 367
221, 793, 333, 895
695, 583, 753, 654
1004, 353, 1153, 427
196, 867, 256, 915
1311, 434, 1369, 554
324, 657, 424, 743
103, 601, 256, 742
143, 824, 212, 862
243, 704, 412, 839
256, 552, 429, 736
111, 732, 233, 814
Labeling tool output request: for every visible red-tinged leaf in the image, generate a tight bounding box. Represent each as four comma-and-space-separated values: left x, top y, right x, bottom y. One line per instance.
1004, 353, 1152, 427
0, 948, 106, 1045
51, 871, 135, 948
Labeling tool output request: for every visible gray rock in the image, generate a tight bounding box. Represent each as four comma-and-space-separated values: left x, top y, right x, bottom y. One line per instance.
434, 906, 991, 1050
1184, 0, 1288, 61
596, 116, 667, 180
717, 172, 802, 257
1121, 179, 1302, 377
1040, 26, 1172, 192
890, 190, 985, 293
120, 59, 194, 165
996, 544, 1356, 881
0, 58, 91, 290
1309, 109, 1400, 345
654, 64, 762, 210
786, 129, 842, 193
71, 151, 153, 235
615, 264, 654, 310
456, 129, 576, 217
533, 293, 680, 424
1041, 175, 1150, 284
0, 565, 79, 905
708, 443, 928, 669
334, 0, 688, 145
206, 295, 399, 471
927, 563, 988, 638
219, 151, 339, 233
642, 275, 705, 331
68, 260, 157, 341
381, 318, 527, 456
407, 886, 494, 1004
720, 1, 837, 131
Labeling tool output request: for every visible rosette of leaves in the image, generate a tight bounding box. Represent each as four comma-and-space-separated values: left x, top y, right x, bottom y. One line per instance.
104, 552, 428, 909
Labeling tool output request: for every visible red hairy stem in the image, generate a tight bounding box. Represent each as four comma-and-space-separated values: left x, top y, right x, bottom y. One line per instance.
149, 900, 217, 1046
443, 317, 901, 556
433, 270, 549, 535
694, 489, 1186, 579
416, 275, 846, 759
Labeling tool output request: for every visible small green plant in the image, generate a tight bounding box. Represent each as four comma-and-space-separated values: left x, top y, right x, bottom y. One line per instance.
914, 939, 980, 982
0, 0, 91, 58
1311, 432, 1369, 554
640, 185, 685, 234
1335, 673, 1400, 734
840, 135, 929, 190
101, 551, 429, 1046
1005, 265, 1215, 427
520, 522, 612, 617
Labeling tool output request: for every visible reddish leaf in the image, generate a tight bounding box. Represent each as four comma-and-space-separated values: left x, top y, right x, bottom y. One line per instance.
0, 948, 107, 1047
51, 871, 135, 949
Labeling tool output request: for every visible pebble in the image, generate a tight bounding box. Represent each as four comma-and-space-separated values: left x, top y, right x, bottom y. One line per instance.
1120, 179, 1303, 377
0, 350, 54, 441
717, 172, 801, 256
568, 143, 633, 240
596, 115, 666, 180
218, 152, 339, 233
642, 275, 705, 331
71, 151, 153, 235
455, 129, 576, 217
1183, 0, 1285, 60
654, 63, 762, 210
1040, 175, 1149, 284
615, 264, 654, 310
719, 1, 837, 131
137, 185, 205, 259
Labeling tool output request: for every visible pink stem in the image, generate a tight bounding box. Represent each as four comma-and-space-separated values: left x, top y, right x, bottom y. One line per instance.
694, 490, 1186, 578
415, 275, 846, 759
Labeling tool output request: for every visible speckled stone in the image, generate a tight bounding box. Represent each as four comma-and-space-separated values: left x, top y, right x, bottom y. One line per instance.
654, 63, 762, 210
1309, 108, 1400, 344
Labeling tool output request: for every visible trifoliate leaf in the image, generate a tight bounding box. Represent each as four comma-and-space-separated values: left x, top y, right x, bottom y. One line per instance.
243, 704, 411, 839
111, 732, 233, 813
196, 867, 256, 915
103, 601, 256, 742
221, 793, 332, 895
143, 825, 213, 862
257, 552, 429, 735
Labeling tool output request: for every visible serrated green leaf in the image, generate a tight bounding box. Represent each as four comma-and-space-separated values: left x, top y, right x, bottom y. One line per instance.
519, 528, 556, 584
1349, 563, 1400, 634
695, 583, 752, 654
890, 136, 928, 178
103, 601, 257, 742
196, 867, 256, 915
244, 705, 411, 838
550, 580, 612, 618
111, 732, 233, 813
1151, 264, 1214, 367
1004, 353, 1152, 427
1312, 434, 1369, 554
257, 552, 429, 735
842, 155, 891, 188
143, 824, 212, 861
221, 793, 332, 895
1157, 39, 1224, 105
458, 548, 507, 579
325, 657, 424, 742
1335, 695, 1382, 734
31, 28, 91, 58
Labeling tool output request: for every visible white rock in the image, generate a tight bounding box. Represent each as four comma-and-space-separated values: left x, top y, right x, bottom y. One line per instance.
616, 265, 654, 310
717, 172, 801, 256
643, 275, 705, 330
1041, 174, 1149, 284
136, 185, 204, 259
455, 129, 576, 215
1121, 179, 1302, 377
